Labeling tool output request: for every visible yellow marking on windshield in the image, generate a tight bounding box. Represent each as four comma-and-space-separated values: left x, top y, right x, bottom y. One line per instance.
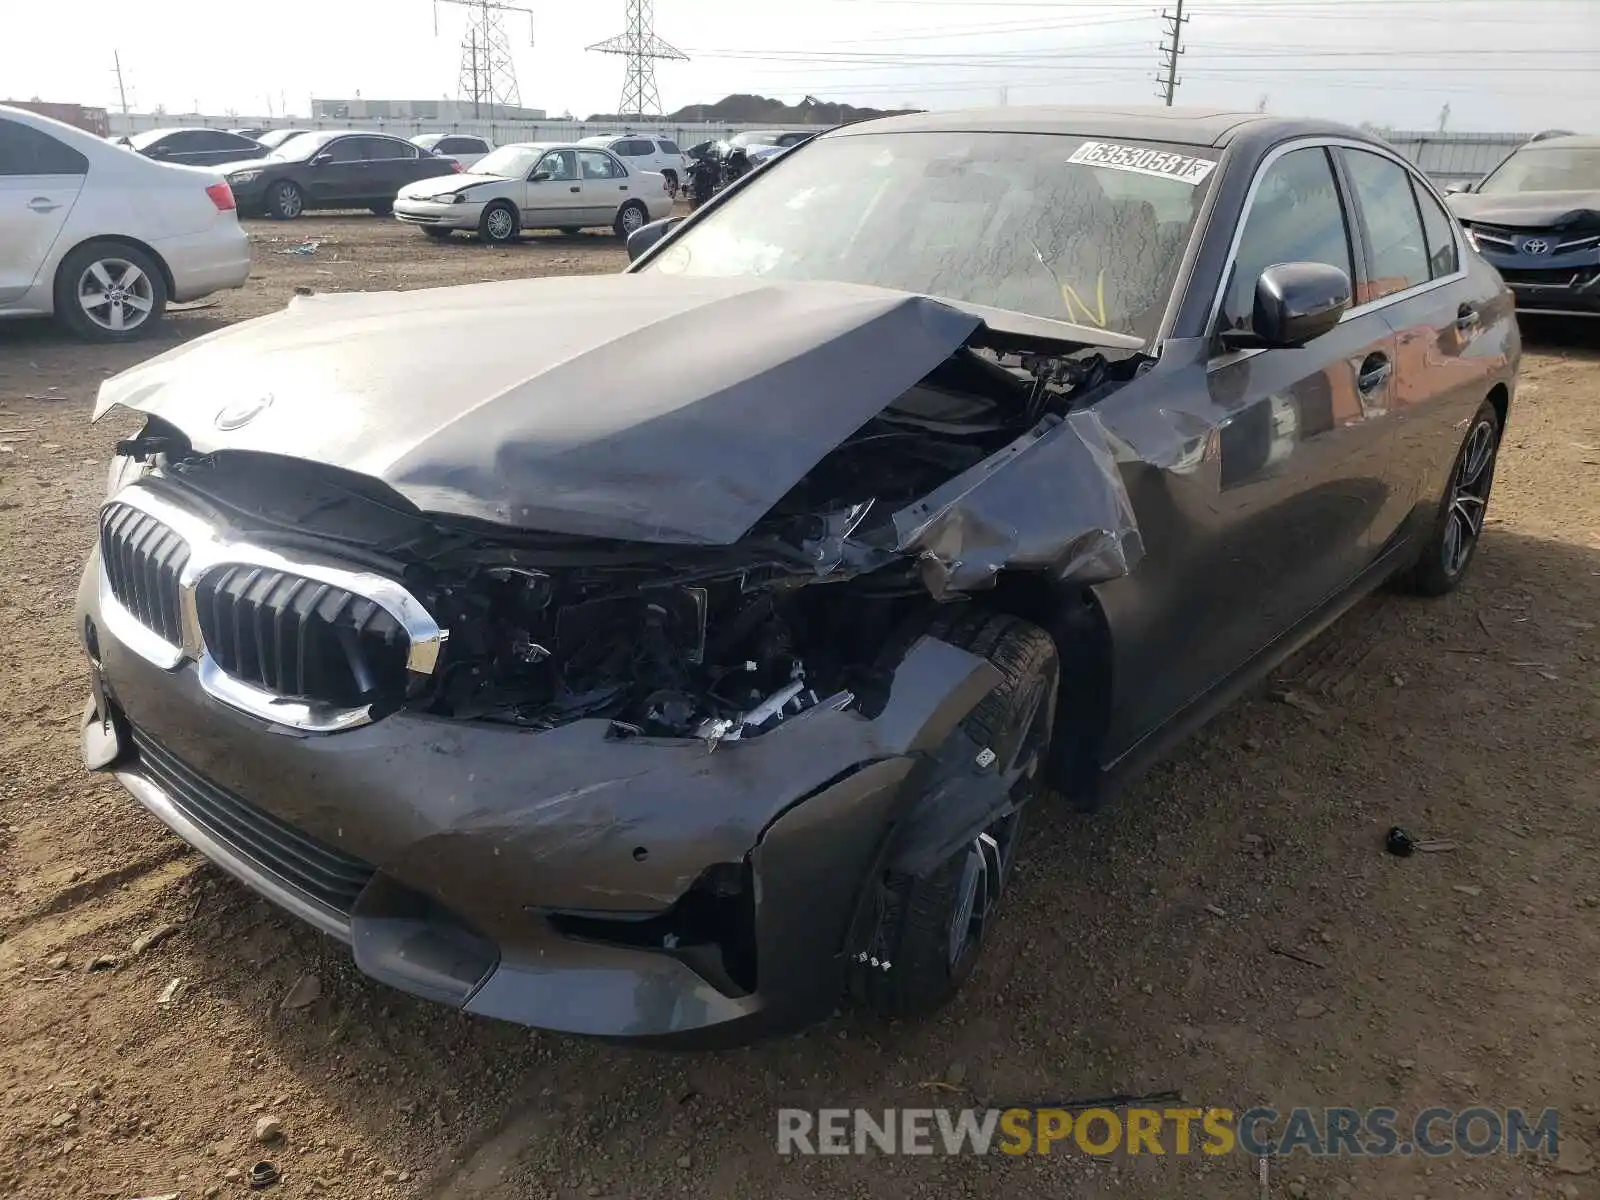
1060, 270, 1108, 328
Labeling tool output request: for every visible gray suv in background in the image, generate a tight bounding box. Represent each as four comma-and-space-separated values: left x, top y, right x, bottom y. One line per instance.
1447, 133, 1600, 318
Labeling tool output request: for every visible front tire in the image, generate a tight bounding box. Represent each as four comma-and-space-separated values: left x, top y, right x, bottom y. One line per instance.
478, 201, 519, 244
1395, 398, 1502, 596
614, 200, 648, 240
266, 180, 304, 220
54, 241, 168, 342
368, 200, 394, 216
421, 227, 453, 240
853, 612, 1058, 1021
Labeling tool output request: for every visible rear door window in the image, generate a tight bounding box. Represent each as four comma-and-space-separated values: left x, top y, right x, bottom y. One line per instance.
1410, 176, 1460, 279
579, 150, 622, 179
0, 118, 89, 175
1341, 149, 1431, 301
658, 139, 681, 155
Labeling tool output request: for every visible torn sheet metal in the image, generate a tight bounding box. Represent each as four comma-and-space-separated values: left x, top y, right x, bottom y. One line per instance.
887, 407, 1144, 599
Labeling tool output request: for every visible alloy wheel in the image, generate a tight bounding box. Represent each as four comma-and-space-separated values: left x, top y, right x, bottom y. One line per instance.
77, 259, 155, 333
1442, 418, 1497, 576
275, 186, 302, 219
620, 204, 645, 233
486, 207, 515, 240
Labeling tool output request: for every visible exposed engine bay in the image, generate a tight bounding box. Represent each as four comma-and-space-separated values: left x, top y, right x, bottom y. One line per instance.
111, 337, 1143, 741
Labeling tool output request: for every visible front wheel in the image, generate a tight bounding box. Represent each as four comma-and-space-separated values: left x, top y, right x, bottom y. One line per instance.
266, 180, 304, 220
478, 201, 519, 244
54, 241, 168, 342
368, 200, 394, 216
614, 200, 648, 240
852, 612, 1058, 1021
1394, 398, 1502, 596
421, 226, 453, 240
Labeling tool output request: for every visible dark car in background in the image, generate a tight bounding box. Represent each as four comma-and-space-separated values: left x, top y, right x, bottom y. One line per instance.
1447, 133, 1600, 318
223, 130, 459, 218
80, 107, 1516, 1048
124, 127, 264, 168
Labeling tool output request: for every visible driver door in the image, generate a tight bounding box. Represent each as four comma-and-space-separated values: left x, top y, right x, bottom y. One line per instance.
306, 137, 366, 204
525, 150, 580, 228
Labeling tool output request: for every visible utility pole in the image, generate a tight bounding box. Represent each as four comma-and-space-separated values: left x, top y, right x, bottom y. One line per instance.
434, 0, 533, 118
470, 27, 481, 116
1156, 0, 1188, 107
1437, 102, 1451, 132
587, 1, 689, 119
112, 51, 129, 115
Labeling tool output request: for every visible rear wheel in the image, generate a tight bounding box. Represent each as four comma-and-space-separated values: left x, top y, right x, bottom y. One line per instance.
478, 201, 519, 244
614, 200, 648, 240
54, 241, 168, 342
266, 180, 304, 220
1395, 398, 1502, 596
661, 170, 679, 199
852, 611, 1057, 1021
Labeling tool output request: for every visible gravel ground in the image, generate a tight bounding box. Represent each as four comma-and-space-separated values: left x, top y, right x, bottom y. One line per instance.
1, 214, 1597, 1200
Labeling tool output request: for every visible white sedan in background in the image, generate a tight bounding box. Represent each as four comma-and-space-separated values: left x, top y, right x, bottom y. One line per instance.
0, 104, 250, 341
411, 132, 493, 171
393, 142, 673, 243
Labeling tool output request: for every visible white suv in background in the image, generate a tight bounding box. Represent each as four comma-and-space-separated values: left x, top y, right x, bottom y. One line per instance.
0, 104, 250, 341
412, 133, 494, 172
578, 134, 687, 196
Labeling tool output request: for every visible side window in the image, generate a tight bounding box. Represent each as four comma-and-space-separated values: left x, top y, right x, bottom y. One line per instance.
322, 138, 364, 163
438, 136, 480, 154
363, 137, 415, 159
535, 150, 576, 180
0, 118, 89, 175
1410, 175, 1460, 280
1341, 149, 1431, 300
215, 132, 261, 151
1221, 146, 1354, 332
658, 139, 681, 155
158, 132, 206, 152
620, 139, 650, 157
578, 150, 621, 179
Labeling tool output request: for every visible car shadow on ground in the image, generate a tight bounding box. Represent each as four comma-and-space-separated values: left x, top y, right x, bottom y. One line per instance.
135, 521, 1599, 1196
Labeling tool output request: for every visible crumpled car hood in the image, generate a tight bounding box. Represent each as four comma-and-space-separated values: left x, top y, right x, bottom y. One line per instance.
96, 274, 992, 544
1448, 189, 1600, 230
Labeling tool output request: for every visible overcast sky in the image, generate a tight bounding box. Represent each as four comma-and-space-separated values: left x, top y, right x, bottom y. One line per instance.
3, 0, 1596, 131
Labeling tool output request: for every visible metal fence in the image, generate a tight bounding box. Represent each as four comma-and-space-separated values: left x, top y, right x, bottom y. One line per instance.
104, 111, 1537, 185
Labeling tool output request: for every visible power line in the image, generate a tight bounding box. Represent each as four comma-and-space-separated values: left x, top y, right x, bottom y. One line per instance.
1156, 0, 1188, 104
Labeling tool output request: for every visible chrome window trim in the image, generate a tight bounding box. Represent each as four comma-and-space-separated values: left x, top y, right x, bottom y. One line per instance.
1203, 136, 1469, 340
98, 482, 445, 733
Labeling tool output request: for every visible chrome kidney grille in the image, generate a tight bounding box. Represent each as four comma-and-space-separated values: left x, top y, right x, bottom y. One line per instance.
196, 567, 409, 708
100, 502, 191, 647
97, 485, 444, 733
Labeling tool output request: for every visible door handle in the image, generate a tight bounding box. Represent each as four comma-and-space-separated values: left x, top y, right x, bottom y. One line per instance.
1357, 355, 1392, 393
1455, 304, 1479, 332
27, 198, 60, 213
569, 186, 580, 193
619, 185, 628, 191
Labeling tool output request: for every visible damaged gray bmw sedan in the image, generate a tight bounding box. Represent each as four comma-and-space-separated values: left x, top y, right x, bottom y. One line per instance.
77, 107, 1518, 1047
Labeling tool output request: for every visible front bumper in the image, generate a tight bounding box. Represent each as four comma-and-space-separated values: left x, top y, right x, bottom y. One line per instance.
394, 198, 483, 230
77, 548, 999, 1046
1479, 251, 1600, 317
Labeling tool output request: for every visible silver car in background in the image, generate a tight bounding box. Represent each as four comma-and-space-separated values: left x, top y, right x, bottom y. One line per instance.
394, 142, 673, 243
0, 104, 250, 341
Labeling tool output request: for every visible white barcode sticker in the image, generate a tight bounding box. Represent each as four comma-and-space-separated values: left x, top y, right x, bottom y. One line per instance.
1067, 140, 1218, 185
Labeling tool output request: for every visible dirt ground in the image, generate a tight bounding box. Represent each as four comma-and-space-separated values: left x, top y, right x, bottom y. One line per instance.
1, 213, 1597, 1200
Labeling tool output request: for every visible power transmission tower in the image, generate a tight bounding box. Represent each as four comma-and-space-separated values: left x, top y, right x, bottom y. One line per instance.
433, 0, 534, 118
1155, 0, 1189, 107
587, 1, 688, 119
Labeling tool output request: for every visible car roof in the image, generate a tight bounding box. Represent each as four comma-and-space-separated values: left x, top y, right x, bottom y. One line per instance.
1517, 133, 1600, 149
832, 105, 1368, 148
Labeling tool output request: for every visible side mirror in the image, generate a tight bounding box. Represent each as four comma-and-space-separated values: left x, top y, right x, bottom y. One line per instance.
626, 216, 685, 262
1221, 262, 1351, 350
310, 152, 333, 166
530, 170, 552, 182
1252, 262, 1351, 348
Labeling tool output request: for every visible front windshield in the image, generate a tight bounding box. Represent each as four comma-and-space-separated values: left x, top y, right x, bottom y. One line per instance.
1478, 145, 1600, 195
642, 131, 1216, 339
269, 131, 338, 161
474, 145, 549, 178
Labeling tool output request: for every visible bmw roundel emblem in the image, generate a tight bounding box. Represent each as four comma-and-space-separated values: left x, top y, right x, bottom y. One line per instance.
215, 393, 274, 430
